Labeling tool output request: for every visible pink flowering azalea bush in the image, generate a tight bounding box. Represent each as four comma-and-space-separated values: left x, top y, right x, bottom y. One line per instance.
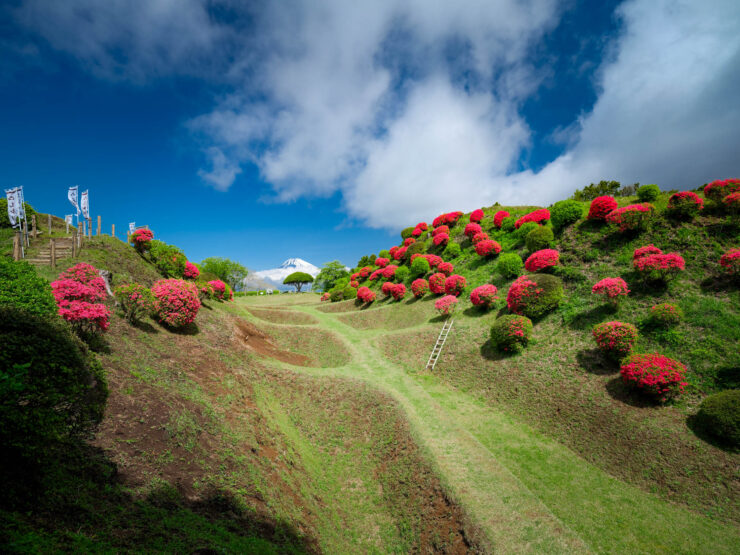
375, 257, 389, 268
723, 191, 740, 213
51, 279, 106, 304
199, 282, 215, 301
433, 233, 450, 247
411, 278, 428, 298
320, 292, 331, 301
381, 281, 395, 297
59, 263, 107, 295
432, 225, 449, 237
464, 223, 482, 237
470, 209, 485, 223
52, 263, 110, 334
183, 261, 200, 280
592, 321, 638, 358
437, 262, 454, 276
357, 286, 376, 303
393, 246, 408, 260
720, 248, 740, 275
472, 232, 489, 245
704, 178, 740, 202
470, 284, 498, 308
58, 301, 111, 333
424, 254, 443, 268
605, 203, 654, 232
444, 274, 467, 296
350, 280, 359, 288
130, 228, 154, 252
620, 353, 688, 402
114, 283, 155, 323
434, 295, 458, 317
382, 264, 398, 279
208, 279, 230, 301
507, 274, 563, 319
493, 210, 510, 228
403, 237, 416, 247
475, 240, 502, 257
490, 315, 533, 353
592, 277, 630, 307
433, 212, 463, 227
587, 196, 618, 221
152, 279, 200, 328
429, 272, 446, 294
515, 209, 550, 229
391, 283, 406, 301
633, 252, 685, 282
650, 303, 683, 327
389, 246, 400, 259
666, 191, 704, 219
524, 249, 559, 272
633, 244, 662, 261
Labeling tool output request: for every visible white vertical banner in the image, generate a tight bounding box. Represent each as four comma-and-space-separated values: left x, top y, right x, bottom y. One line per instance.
129, 222, 135, 233
17, 186, 26, 221
65, 215, 73, 225
5, 187, 20, 228
80, 190, 90, 219
68, 186, 79, 216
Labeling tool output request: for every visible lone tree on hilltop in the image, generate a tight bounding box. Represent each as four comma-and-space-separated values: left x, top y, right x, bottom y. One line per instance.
283, 271, 314, 292
314, 261, 349, 292
199, 257, 248, 291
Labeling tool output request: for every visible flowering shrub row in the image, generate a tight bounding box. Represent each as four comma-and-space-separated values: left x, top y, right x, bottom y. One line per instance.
514, 209, 550, 229
411, 222, 428, 237
433, 233, 449, 247
620, 353, 688, 402
724, 192, 740, 213
357, 286, 376, 303
605, 203, 654, 232
375, 257, 390, 268
704, 178, 740, 202
592, 321, 638, 358
524, 249, 559, 272
667, 191, 703, 218
633, 252, 685, 282
433, 211, 463, 227
470, 284, 498, 308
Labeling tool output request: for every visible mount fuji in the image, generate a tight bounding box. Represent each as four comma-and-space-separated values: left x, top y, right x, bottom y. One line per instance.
245, 258, 321, 291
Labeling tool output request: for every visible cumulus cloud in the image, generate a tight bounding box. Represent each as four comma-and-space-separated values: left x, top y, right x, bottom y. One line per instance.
13, 0, 740, 228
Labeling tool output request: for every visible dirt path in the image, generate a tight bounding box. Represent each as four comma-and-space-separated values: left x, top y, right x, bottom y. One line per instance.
235, 297, 740, 554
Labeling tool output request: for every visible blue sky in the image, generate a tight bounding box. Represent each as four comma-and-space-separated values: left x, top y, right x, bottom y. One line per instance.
1, 0, 738, 271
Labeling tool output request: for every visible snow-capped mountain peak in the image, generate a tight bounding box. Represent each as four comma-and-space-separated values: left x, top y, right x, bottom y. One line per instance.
248, 258, 321, 291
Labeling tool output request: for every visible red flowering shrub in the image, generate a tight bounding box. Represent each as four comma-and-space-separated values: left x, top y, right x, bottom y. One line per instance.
411, 278, 428, 298
444, 274, 466, 296
723, 191, 740, 213
475, 239, 501, 257
375, 257, 389, 268
351, 272, 360, 281
52, 279, 105, 304
208, 279, 229, 301
350, 280, 359, 288
515, 209, 550, 229
424, 254, 443, 267
667, 191, 704, 218
592, 321, 638, 358
633, 244, 662, 261
704, 178, 740, 202
357, 286, 376, 303
472, 232, 489, 245
359, 267, 373, 279
605, 203, 654, 232
382, 281, 395, 297
183, 261, 200, 280
412, 227, 423, 237
199, 282, 214, 301
437, 262, 454, 276
114, 283, 154, 323
720, 248, 740, 274
389, 246, 399, 258
429, 273, 446, 294
464, 223, 482, 237
620, 353, 688, 401
416, 222, 428, 232
470, 284, 498, 308
493, 210, 510, 228
507, 274, 563, 318
650, 303, 683, 327
403, 237, 416, 247
470, 209, 485, 223
433, 233, 449, 247
58, 301, 111, 333
382, 265, 398, 279
490, 315, 532, 352
524, 249, 559, 272
59, 263, 107, 295
152, 279, 200, 327
320, 292, 330, 301
131, 228, 154, 252
587, 196, 618, 220
592, 277, 630, 307
434, 295, 458, 316
369, 269, 383, 281
633, 253, 685, 281
393, 246, 408, 260
432, 225, 449, 236
391, 283, 406, 301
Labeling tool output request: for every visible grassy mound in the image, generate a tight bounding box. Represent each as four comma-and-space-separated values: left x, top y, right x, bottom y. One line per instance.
260, 323, 351, 368
248, 307, 318, 326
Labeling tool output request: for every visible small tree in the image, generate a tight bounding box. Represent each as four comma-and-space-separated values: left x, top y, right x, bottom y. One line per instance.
284, 271, 314, 292
199, 257, 249, 291
314, 261, 350, 292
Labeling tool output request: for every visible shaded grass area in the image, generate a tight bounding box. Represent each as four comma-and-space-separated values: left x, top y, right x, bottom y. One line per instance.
259, 322, 351, 367
248, 307, 319, 326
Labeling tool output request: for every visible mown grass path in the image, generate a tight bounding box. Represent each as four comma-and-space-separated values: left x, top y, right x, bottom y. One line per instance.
238, 297, 740, 554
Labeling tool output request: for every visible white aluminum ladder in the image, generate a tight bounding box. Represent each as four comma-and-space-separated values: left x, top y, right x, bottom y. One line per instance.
425, 318, 453, 371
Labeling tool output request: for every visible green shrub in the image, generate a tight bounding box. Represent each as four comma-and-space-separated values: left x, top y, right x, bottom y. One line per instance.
550, 200, 584, 231
497, 253, 523, 278
394, 266, 410, 283
0, 258, 57, 318
490, 315, 533, 353
405, 240, 426, 258
378, 249, 391, 259
507, 274, 564, 319
552, 265, 586, 283
500, 217, 515, 232
329, 289, 344, 302
525, 226, 554, 252
0, 306, 108, 459
114, 283, 154, 323
694, 390, 740, 447
149, 240, 187, 278
515, 221, 539, 239
342, 286, 357, 300
443, 242, 461, 259
410, 256, 430, 276
637, 184, 661, 202
0, 199, 36, 229
649, 303, 683, 327
401, 227, 416, 240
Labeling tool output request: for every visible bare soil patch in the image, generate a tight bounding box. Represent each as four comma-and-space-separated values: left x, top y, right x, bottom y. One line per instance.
233, 318, 310, 366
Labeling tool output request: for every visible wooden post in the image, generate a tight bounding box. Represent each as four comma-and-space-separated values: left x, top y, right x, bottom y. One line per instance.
72, 230, 78, 257
88, 218, 92, 239
66, 220, 70, 234
13, 232, 21, 261
111, 224, 115, 238
48, 214, 52, 235
32, 214, 37, 238
22, 219, 28, 246
97, 215, 101, 236
50, 239, 56, 269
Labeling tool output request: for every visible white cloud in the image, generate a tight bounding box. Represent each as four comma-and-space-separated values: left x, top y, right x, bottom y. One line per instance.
198, 147, 242, 191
